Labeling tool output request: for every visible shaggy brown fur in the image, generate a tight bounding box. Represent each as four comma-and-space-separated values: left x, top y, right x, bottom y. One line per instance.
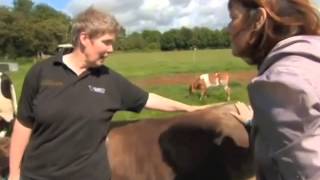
107, 103, 255, 180
0, 137, 10, 178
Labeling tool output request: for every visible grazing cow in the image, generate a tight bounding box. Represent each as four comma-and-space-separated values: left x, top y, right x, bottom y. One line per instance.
189, 72, 231, 101
107, 103, 255, 180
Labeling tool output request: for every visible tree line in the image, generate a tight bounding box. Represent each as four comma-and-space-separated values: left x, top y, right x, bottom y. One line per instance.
0, 0, 70, 58
116, 27, 230, 51
0, 0, 230, 59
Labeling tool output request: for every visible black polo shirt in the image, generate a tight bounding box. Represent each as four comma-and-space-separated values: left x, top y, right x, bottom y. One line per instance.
17, 54, 148, 180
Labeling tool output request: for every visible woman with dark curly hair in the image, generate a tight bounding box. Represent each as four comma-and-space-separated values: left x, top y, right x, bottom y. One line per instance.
228, 0, 320, 179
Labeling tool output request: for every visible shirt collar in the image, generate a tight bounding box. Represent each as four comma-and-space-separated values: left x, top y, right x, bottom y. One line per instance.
52, 53, 64, 65
52, 53, 108, 77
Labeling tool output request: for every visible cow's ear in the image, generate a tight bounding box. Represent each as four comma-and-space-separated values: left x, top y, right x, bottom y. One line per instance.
0, 73, 12, 99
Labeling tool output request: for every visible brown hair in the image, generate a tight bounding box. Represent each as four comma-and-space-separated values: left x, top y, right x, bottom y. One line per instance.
71, 7, 122, 47
229, 0, 320, 65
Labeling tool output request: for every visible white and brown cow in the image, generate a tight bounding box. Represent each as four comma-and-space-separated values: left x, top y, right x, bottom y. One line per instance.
189, 72, 231, 101
107, 103, 255, 180
0, 72, 16, 179
0, 72, 16, 138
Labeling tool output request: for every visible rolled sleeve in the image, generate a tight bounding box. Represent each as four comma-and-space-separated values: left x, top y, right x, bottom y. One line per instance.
115, 72, 148, 113
17, 65, 41, 127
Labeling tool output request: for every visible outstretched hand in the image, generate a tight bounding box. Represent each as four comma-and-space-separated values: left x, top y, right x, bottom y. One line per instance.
230, 101, 253, 124
187, 102, 227, 112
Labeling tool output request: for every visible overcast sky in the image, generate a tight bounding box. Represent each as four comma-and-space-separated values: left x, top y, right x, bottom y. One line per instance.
1, 0, 320, 33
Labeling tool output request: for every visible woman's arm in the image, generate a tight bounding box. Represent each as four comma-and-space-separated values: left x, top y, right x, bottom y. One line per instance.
249, 75, 320, 179
9, 119, 32, 180
145, 93, 213, 112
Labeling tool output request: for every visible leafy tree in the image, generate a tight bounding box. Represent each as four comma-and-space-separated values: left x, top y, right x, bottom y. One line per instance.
177, 27, 193, 49
0, 0, 71, 58
32, 4, 69, 21
124, 32, 146, 50
13, 0, 33, 15
33, 18, 70, 54
0, 0, 232, 57
114, 26, 127, 51
219, 28, 231, 47
192, 27, 212, 49
0, 7, 14, 56
142, 30, 161, 43
31, 4, 71, 54
160, 30, 177, 51
141, 30, 161, 50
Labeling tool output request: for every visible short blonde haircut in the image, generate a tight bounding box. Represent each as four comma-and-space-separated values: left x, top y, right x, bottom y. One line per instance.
71, 7, 121, 46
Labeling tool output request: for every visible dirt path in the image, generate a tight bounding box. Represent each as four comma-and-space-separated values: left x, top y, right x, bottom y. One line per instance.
135, 71, 257, 87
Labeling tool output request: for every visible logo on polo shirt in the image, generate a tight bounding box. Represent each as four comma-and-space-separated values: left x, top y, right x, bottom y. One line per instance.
88, 85, 106, 94
41, 79, 64, 87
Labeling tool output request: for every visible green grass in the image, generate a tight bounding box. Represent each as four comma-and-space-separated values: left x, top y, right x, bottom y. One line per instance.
112, 80, 249, 121
7, 49, 255, 121
9, 63, 33, 99
107, 49, 252, 79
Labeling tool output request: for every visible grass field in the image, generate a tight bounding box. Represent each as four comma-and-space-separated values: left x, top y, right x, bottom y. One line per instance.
7, 49, 256, 121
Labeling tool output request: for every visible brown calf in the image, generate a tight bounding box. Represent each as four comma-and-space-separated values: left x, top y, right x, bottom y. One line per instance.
107, 103, 255, 180
189, 72, 231, 101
